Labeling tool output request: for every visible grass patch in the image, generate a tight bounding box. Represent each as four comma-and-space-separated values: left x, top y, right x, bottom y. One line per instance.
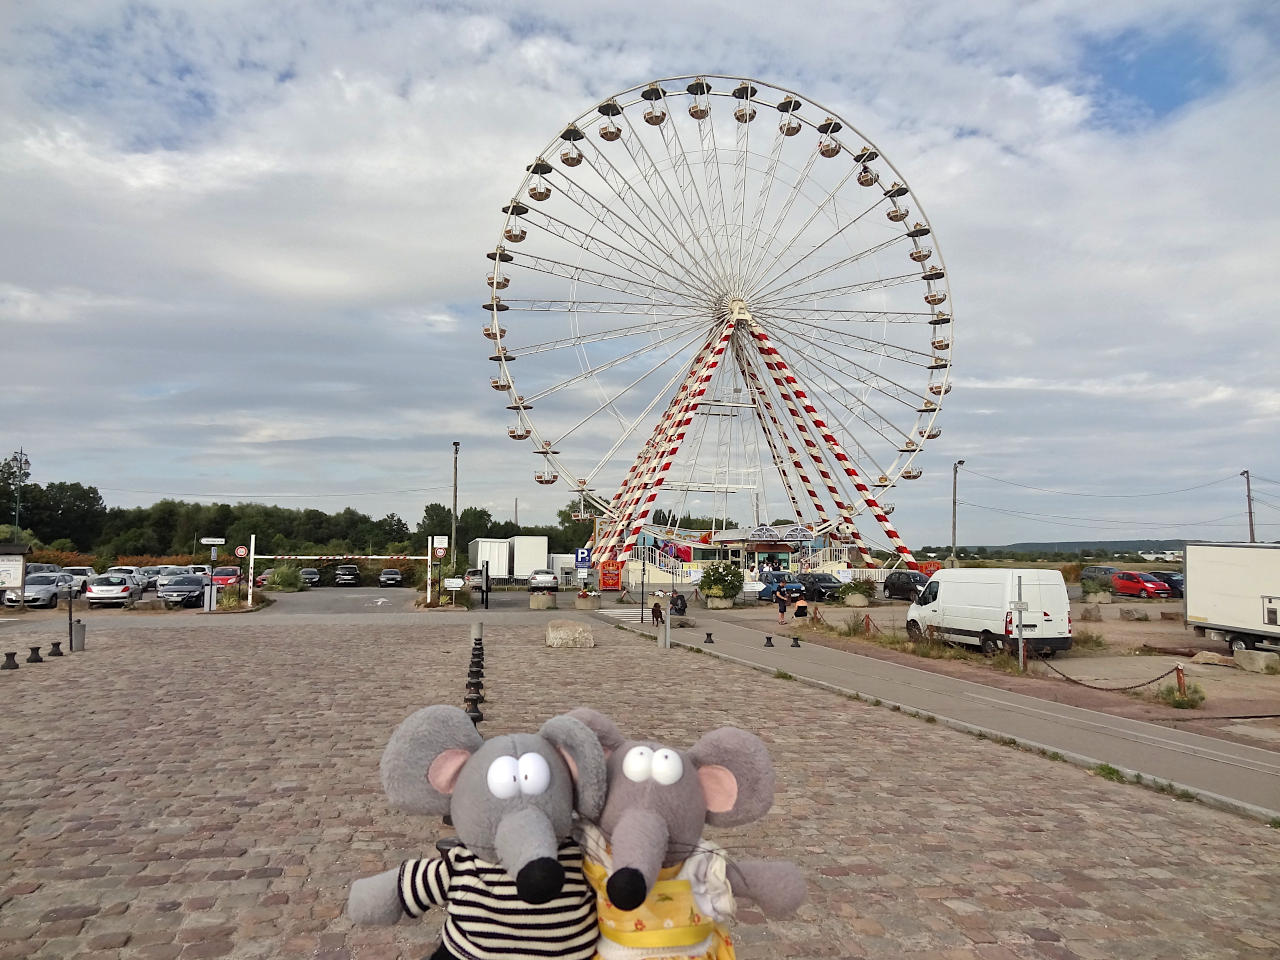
925, 715, 937, 724
774, 670, 795, 681
1072, 628, 1106, 650
1269, 818, 1280, 830
1155, 682, 1206, 709
1265, 663, 1280, 676
1093, 763, 1128, 782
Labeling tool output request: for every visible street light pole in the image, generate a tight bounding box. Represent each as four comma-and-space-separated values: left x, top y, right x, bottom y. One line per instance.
8, 448, 31, 536
1241, 470, 1256, 543
450, 441, 460, 568
951, 459, 965, 568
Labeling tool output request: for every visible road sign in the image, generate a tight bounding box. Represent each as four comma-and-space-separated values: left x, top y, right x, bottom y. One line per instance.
443, 578, 464, 591
1010, 601, 1029, 612
575, 547, 591, 569
211, 546, 218, 562
433, 547, 447, 559
234, 545, 248, 559
200, 537, 226, 546
432, 536, 449, 549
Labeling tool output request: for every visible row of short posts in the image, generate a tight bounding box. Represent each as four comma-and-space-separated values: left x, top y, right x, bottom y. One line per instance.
3, 600, 86, 670
700, 631, 801, 648
464, 622, 484, 725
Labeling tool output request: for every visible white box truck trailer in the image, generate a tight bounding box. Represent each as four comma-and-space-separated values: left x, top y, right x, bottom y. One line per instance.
467, 538, 511, 581
509, 535, 549, 580
907, 568, 1073, 657
1184, 542, 1280, 653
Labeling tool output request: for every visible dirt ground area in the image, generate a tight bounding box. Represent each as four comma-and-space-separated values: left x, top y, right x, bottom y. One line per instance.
709, 596, 1280, 749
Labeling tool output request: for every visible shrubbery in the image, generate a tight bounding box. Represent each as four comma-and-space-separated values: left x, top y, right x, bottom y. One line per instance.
265, 565, 304, 591
1081, 577, 1112, 595
700, 561, 743, 599
837, 579, 877, 600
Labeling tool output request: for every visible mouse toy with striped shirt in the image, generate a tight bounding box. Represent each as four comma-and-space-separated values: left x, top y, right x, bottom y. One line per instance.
347, 705, 609, 960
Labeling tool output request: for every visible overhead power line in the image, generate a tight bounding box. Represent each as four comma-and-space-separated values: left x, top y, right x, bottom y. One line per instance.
958, 468, 1238, 499
957, 499, 1257, 530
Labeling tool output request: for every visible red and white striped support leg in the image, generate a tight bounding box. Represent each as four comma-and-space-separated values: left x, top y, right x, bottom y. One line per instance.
749, 321, 918, 570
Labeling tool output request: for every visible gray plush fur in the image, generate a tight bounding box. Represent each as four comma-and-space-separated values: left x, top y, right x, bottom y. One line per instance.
348, 706, 607, 926
569, 707, 806, 919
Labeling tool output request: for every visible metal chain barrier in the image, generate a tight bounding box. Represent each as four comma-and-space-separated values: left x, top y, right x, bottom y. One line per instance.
1030, 649, 1181, 691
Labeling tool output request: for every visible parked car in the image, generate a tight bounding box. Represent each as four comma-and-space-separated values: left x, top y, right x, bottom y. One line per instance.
211, 566, 242, 587
796, 572, 844, 602
883, 570, 929, 601
1080, 565, 1119, 584
62, 566, 96, 596
1149, 570, 1184, 598
86, 574, 138, 608
378, 568, 404, 587
299, 568, 321, 587
907, 568, 1072, 657
335, 565, 361, 586
4, 573, 75, 608
158, 574, 209, 608
757, 571, 804, 602
107, 566, 148, 594
254, 568, 275, 587
26, 562, 61, 574
527, 569, 559, 593
463, 568, 486, 588
156, 566, 192, 589
1111, 571, 1172, 599
140, 566, 162, 590
189, 564, 212, 578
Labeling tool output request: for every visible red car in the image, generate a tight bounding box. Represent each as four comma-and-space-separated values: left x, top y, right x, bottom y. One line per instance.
1111, 571, 1171, 598
212, 566, 242, 587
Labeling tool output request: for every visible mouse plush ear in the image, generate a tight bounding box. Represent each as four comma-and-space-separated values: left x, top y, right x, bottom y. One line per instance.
688, 727, 776, 827
380, 705, 484, 815
566, 708, 626, 757
541, 714, 608, 821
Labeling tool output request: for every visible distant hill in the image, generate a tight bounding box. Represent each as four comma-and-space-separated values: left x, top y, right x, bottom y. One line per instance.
986, 539, 1187, 553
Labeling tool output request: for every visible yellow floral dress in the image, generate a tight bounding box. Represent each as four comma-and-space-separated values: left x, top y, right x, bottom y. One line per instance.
578, 824, 736, 960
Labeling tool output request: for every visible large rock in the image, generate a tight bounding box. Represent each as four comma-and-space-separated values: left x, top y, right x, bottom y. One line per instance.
672, 616, 697, 628
1159, 611, 1181, 621
843, 593, 870, 608
545, 619, 595, 648
1234, 649, 1280, 674
705, 597, 734, 609
1119, 607, 1145, 621
1078, 604, 1102, 622
1190, 651, 1237, 667
529, 593, 558, 610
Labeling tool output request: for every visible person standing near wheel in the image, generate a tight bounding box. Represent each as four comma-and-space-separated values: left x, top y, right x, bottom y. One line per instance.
776, 590, 790, 625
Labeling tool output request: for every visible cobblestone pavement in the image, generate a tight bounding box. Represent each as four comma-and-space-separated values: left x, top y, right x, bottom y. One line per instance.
2, 618, 1278, 960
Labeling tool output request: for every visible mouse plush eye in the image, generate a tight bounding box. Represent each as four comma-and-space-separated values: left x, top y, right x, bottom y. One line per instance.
650, 748, 684, 785
486, 756, 520, 799
517, 753, 552, 795
622, 746, 653, 783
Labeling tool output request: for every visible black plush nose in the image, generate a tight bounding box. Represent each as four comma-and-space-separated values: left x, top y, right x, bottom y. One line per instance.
606, 867, 648, 911
516, 857, 565, 904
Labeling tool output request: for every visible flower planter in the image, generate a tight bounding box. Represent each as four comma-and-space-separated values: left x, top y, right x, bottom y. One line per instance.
1084, 593, 1111, 604
843, 593, 870, 608
574, 597, 601, 610
705, 597, 734, 610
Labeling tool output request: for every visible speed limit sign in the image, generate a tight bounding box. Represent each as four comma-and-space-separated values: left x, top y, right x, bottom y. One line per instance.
235, 545, 248, 559
433, 547, 447, 559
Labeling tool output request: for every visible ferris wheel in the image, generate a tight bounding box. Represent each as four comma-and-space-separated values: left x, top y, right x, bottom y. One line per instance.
484, 75, 953, 569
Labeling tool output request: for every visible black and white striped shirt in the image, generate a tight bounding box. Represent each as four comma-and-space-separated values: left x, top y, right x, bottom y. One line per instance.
398, 841, 597, 960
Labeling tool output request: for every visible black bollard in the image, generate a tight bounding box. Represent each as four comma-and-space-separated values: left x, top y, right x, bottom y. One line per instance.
468, 665, 483, 681
464, 692, 484, 725
466, 677, 485, 703
2, 652, 18, 670
704, 631, 714, 645
26, 646, 44, 664
435, 835, 462, 855
791, 636, 801, 648
764, 635, 774, 647
48, 641, 64, 657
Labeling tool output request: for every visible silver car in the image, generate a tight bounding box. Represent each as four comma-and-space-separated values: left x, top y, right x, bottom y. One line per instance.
62, 566, 96, 595
4, 573, 75, 608
107, 566, 148, 594
155, 566, 192, 589
86, 574, 138, 608
527, 569, 559, 593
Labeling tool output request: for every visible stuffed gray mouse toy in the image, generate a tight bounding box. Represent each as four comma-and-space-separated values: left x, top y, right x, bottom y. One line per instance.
347, 705, 608, 960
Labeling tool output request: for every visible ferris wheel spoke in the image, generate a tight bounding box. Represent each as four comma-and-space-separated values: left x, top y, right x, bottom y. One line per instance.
731, 100, 752, 288
506, 317, 707, 359
524, 323, 711, 406
520, 207, 702, 297
752, 236, 911, 306
502, 298, 703, 317
551, 166, 721, 301
508, 250, 700, 307
611, 109, 735, 291
739, 146, 821, 285
765, 323, 925, 409
738, 112, 790, 291
767, 315, 935, 364
747, 193, 886, 299
572, 145, 726, 300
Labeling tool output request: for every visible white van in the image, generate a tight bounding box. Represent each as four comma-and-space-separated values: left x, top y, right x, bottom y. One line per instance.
907, 568, 1073, 658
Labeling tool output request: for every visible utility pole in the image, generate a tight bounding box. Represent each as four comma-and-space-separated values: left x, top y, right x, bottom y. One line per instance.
1241, 470, 1256, 543
514, 498, 518, 526
951, 459, 965, 568
450, 441, 460, 568
8, 448, 31, 535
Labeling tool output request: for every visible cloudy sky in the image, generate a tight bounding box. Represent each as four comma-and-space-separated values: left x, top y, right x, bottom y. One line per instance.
2, 0, 1278, 548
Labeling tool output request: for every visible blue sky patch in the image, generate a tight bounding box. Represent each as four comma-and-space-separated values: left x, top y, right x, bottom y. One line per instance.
1083, 29, 1226, 125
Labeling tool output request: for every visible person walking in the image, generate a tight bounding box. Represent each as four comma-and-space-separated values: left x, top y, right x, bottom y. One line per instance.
776, 589, 790, 625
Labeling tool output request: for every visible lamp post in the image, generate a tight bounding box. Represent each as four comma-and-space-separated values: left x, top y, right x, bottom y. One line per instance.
8, 448, 31, 536
951, 459, 965, 568
450, 441, 460, 568
1241, 470, 1256, 543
